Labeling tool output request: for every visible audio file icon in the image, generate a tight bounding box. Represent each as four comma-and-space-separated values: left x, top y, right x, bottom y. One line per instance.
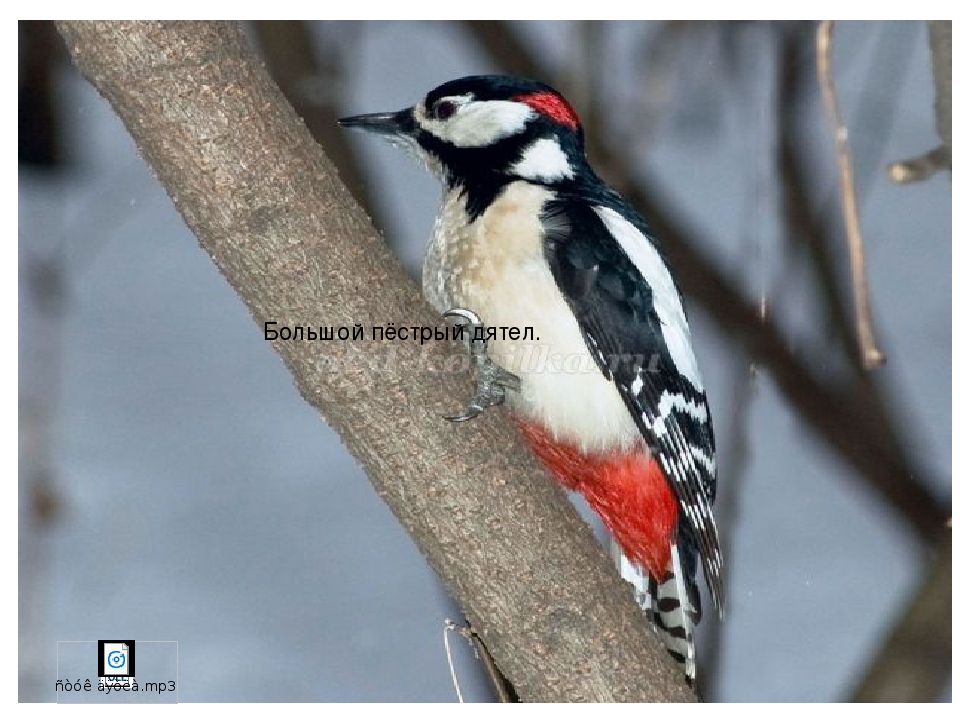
98, 640, 135, 679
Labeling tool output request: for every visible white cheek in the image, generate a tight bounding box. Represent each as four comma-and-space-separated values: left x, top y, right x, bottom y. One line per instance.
419, 101, 534, 147
509, 136, 573, 181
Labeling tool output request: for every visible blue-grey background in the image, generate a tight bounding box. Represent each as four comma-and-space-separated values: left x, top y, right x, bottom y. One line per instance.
19, 21, 950, 701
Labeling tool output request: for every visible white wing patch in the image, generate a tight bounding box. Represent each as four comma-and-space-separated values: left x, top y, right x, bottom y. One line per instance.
594, 206, 704, 390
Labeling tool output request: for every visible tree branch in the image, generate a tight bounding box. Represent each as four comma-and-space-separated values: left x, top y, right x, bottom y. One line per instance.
55, 20, 695, 702
815, 21, 886, 370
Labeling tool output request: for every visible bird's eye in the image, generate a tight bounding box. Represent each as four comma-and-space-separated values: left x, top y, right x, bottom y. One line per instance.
435, 101, 457, 120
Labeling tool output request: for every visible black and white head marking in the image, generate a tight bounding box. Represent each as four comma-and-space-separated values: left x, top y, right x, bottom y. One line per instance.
412, 93, 535, 148
340, 75, 586, 220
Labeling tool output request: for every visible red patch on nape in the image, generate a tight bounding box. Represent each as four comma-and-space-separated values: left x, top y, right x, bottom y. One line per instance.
513, 91, 581, 130
517, 419, 678, 580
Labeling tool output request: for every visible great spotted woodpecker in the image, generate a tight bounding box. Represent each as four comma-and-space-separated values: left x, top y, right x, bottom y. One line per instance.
340, 75, 722, 684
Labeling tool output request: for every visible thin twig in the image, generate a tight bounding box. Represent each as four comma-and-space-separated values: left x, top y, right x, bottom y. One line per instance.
443, 620, 466, 702
443, 620, 517, 703
887, 21, 950, 184
849, 24, 921, 196
776, 23, 863, 367
887, 145, 951, 184
815, 20, 886, 370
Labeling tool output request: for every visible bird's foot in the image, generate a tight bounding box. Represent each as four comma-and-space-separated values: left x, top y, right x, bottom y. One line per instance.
443, 308, 521, 422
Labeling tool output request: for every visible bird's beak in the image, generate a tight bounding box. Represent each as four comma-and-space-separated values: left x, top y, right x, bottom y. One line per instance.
337, 108, 414, 138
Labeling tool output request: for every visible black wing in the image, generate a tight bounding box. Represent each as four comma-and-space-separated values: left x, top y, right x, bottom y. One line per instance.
542, 197, 724, 612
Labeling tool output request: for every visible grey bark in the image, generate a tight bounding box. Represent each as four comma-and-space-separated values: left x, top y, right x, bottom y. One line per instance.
55, 20, 695, 703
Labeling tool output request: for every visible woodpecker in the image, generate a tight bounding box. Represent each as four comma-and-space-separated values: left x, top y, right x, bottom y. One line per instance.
340, 75, 722, 684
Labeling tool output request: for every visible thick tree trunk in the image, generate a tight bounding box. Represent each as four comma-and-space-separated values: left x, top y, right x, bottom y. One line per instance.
55, 20, 695, 702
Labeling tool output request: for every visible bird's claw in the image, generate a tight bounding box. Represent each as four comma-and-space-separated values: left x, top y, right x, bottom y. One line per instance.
443, 307, 521, 422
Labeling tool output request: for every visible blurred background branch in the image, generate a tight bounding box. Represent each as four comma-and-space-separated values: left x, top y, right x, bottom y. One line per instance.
850, 535, 951, 701
251, 21, 388, 234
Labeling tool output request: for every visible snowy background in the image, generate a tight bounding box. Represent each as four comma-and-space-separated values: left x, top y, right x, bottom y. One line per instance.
19, 21, 950, 702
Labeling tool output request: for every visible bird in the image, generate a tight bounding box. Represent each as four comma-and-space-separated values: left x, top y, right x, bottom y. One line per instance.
340, 75, 722, 685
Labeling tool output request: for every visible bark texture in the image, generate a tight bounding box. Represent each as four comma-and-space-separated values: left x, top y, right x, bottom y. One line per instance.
56, 20, 695, 702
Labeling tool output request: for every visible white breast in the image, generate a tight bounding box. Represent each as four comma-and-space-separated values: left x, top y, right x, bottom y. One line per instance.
423, 182, 641, 454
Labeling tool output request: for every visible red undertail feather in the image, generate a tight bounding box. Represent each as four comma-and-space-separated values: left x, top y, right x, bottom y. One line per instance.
516, 419, 678, 579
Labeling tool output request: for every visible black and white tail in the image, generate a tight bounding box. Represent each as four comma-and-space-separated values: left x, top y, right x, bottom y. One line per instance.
614, 540, 702, 685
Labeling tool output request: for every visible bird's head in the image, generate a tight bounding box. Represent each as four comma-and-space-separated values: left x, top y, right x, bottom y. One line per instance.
339, 75, 586, 188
